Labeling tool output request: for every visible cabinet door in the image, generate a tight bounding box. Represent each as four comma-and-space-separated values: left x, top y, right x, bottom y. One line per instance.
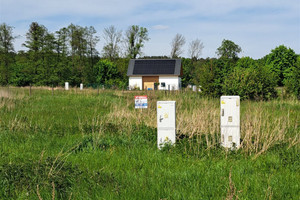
221, 97, 240, 126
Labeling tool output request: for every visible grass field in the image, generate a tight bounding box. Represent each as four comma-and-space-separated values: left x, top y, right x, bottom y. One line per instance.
0, 87, 299, 199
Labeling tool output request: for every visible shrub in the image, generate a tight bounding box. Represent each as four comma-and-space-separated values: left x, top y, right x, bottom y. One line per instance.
222, 65, 277, 100
284, 56, 300, 99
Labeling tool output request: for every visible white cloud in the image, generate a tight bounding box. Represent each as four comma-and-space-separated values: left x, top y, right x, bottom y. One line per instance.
152, 25, 169, 30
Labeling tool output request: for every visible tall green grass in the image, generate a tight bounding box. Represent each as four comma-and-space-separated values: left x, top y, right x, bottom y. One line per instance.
0, 87, 299, 199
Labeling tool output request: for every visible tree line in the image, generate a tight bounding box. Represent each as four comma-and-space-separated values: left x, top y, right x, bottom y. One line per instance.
0, 22, 299, 99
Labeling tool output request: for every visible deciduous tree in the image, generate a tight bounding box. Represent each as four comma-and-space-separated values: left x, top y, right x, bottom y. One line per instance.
23, 22, 50, 84
266, 45, 297, 86
170, 33, 185, 58
188, 39, 204, 60
102, 25, 122, 60
0, 23, 15, 84
216, 39, 241, 59
125, 25, 149, 59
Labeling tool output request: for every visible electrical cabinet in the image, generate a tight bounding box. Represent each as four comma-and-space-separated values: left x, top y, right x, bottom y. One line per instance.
65, 82, 69, 90
80, 83, 83, 90
192, 85, 197, 92
220, 96, 240, 149
157, 101, 176, 149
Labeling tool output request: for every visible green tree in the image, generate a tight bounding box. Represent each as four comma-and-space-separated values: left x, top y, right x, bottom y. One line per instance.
125, 25, 149, 59
55, 27, 70, 86
0, 23, 15, 85
68, 24, 88, 85
10, 51, 32, 86
216, 39, 242, 59
193, 59, 223, 97
223, 65, 277, 100
181, 58, 194, 87
23, 22, 50, 85
55, 27, 69, 57
266, 45, 297, 86
42, 33, 57, 85
236, 57, 256, 68
94, 60, 119, 86
284, 56, 300, 99
85, 26, 99, 84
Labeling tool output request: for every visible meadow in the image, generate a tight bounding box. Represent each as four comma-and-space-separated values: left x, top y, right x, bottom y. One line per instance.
0, 87, 299, 199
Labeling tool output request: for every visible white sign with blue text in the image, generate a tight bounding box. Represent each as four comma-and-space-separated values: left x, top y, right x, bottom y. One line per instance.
135, 96, 148, 109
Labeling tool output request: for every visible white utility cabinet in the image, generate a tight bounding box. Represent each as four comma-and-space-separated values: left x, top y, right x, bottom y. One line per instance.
80, 83, 83, 90
220, 96, 240, 149
157, 101, 176, 149
192, 85, 197, 92
65, 82, 69, 90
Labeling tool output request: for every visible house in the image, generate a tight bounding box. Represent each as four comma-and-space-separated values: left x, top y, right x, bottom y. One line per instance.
127, 59, 182, 90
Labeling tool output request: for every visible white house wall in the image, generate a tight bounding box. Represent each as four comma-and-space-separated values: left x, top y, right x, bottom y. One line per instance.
159, 76, 180, 90
129, 77, 142, 90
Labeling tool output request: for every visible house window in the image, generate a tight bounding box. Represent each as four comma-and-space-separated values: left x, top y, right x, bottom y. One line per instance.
161, 82, 166, 87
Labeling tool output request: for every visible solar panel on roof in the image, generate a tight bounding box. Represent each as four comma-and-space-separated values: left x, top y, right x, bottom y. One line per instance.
133, 60, 176, 75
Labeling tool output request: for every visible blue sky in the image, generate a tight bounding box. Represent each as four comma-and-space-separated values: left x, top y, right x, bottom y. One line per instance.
1, 0, 299, 59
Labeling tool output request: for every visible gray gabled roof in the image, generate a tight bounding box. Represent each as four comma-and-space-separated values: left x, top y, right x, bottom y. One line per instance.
127, 59, 181, 76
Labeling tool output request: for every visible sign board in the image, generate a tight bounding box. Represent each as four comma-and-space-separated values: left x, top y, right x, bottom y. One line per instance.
135, 96, 148, 109
220, 96, 240, 149
157, 101, 176, 149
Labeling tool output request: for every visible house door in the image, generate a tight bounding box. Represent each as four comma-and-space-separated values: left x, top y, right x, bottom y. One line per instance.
142, 76, 159, 90
144, 82, 154, 90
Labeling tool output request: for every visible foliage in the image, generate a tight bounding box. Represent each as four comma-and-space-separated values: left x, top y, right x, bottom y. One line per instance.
94, 59, 119, 86
0, 23, 15, 85
216, 39, 242, 59
284, 56, 300, 99
194, 58, 237, 97
223, 65, 277, 100
181, 58, 194, 87
193, 59, 223, 96
0, 23, 15, 53
236, 56, 256, 68
266, 45, 297, 86
0, 22, 299, 100
125, 25, 149, 59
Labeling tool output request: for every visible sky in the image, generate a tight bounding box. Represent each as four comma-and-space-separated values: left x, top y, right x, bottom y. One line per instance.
1, 0, 300, 59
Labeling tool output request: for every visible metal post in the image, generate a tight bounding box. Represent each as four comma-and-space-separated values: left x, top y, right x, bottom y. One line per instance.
29, 84, 32, 96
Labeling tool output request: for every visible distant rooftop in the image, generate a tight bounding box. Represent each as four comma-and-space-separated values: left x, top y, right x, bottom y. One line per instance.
127, 59, 181, 76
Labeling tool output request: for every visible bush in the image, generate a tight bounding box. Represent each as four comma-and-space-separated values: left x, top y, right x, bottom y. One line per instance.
284, 56, 300, 99
94, 59, 119, 86
222, 65, 277, 100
